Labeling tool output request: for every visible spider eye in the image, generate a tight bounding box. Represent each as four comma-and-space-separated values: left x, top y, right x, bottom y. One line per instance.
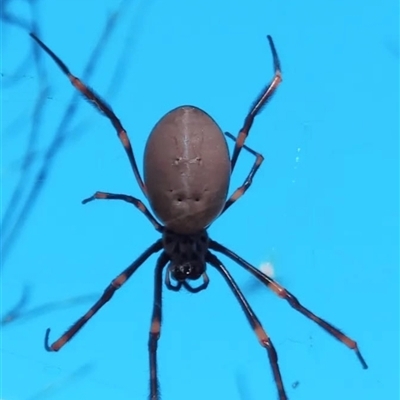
172, 263, 191, 281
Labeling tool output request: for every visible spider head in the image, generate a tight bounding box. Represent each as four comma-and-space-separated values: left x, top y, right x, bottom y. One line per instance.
169, 259, 205, 282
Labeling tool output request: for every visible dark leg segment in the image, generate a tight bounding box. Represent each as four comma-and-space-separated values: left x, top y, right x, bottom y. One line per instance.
165, 271, 209, 293
183, 272, 210, 293
44, 240, 163, 351
82, 191, 163, 232
209, 240, 368, 369
29, 33, 147, 196
230, 35, 282, 173
148, 252, 170, 400
165, 270, 182, 291
222, 132, 264, 214
206, 251, 287, 400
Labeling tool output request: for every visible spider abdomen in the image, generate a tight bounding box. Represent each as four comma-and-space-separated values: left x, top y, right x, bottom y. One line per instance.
144, 105, 231, 234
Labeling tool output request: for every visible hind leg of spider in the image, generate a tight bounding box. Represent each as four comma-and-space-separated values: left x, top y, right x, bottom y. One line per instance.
148, 252, 170, 400
82, 191, 163, 232
230, 35, 282, 173
44, 240, 163, 352
221, 132, 264, 215
29, 33, 147, 196
206, 251, 288, 400
209, 240, 368, 369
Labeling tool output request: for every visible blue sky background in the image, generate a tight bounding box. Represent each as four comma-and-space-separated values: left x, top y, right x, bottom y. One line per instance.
1, 0, 398, 400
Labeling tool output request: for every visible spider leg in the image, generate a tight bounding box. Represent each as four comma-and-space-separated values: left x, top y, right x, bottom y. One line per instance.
230, 35, 282, 173
82, 191, 163, 232
165, 269, 182, 291
221, 131, 264, 215
29, 33, 147, 196
148, 252, 170, 400
44, 240, 163, 352
206, 251, 288, 400
209, 240, 368, 369
183, 272, 210, 293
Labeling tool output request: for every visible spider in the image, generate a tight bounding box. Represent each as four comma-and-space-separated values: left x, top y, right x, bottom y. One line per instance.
30, 32, 367, 400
